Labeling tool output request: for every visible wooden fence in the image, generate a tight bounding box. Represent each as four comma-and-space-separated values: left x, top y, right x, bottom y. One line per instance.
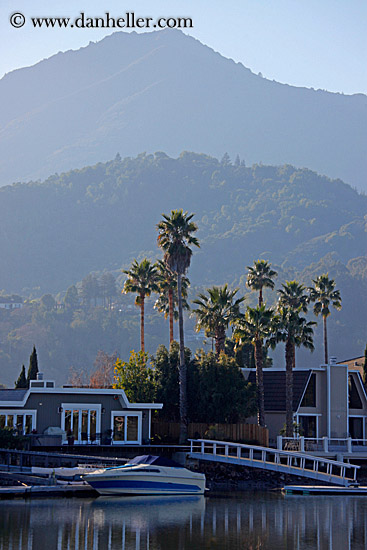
151, 422, 269, 447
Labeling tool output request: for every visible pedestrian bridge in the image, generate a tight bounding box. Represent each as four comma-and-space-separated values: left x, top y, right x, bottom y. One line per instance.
188, 439, 359, 487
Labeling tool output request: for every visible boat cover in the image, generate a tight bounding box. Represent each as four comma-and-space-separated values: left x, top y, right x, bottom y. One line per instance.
126, 455, 184, 468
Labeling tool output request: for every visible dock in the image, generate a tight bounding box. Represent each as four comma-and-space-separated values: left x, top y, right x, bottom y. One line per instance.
189, 439, 360, 486
283, 485, 367, 496
0, 482, 97, 499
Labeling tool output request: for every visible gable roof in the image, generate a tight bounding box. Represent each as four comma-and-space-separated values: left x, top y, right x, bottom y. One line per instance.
248, 370, 312, 412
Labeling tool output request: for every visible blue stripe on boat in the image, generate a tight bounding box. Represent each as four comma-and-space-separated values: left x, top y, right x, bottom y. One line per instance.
89, 479, 201, 492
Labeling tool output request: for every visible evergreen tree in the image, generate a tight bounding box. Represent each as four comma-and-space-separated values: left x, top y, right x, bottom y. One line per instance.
15, 365, 27, 389
27, 346, 39, 386
221, 152, 231, 165
64, 285, 79, 310
100, 273, 117, 309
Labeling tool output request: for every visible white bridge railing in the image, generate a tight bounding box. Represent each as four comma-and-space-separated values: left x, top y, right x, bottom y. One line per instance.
189, 439, 360, 486
277, 436, 367, 454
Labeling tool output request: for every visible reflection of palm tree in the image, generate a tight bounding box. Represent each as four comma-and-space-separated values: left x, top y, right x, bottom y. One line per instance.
155, 260, 190, 345
122, 259, 159, 353
276, 281, 314, 437
247, 260, 277, 306
234, 305, 274, 427
309, 273, 341, 364
193, 285, 244, 357
157, 210, 199, 443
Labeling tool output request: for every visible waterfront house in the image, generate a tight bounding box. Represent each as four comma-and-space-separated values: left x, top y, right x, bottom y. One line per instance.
243, 358, 367, 447
0, 374, 163, 446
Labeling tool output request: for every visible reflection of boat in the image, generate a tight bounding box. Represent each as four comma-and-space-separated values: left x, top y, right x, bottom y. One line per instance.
91, 494, 206, 528
83, 455, 206, 496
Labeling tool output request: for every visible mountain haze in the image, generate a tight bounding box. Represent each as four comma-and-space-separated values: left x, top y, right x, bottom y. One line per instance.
0, 152, 366, 383
0, 152, 366, 294
0, 30, 366, 189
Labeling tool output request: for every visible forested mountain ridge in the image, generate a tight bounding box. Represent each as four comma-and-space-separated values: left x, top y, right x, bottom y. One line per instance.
0, 152, 366, 294
0, 152, 366, 386
0, 29, 366, 189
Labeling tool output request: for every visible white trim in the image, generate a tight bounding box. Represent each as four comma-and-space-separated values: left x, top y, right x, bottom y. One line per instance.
0, 409, 37, 433
327, 363, 331, 438
0, 387, 162, 409
296, 413, 322, 416
148, 409, 151, 442
111, 411, 142, 445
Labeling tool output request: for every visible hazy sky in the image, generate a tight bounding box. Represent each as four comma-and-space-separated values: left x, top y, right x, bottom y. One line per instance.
1, 0, 366, 95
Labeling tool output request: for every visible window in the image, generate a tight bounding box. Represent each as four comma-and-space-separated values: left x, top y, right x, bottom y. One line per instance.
0, 411, 36, 434
349, 417, 363, 439
349, 376, 363, 409
299, 415, 317, 438
301, 373, 316, 407
111, 412, 141, 444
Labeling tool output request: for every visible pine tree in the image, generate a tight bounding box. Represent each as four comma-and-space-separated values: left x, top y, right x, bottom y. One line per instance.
221, 152, 231, 165
15, 365, 27, 388
27, 346, 39, 386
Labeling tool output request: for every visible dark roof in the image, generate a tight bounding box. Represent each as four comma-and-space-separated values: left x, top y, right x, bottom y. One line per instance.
0, 389, 28, 402
248, 370, 311, 412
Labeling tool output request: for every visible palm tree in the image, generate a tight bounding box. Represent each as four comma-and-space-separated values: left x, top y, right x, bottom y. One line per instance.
308, 274, 342, 364
192, 285, 244, 357
234, 305, 275, 427
154, 260, 190, 344
278, 280, 309, 317
157, 210, 199, 443
247, 260, 278, 306
275, 281, 315, 436
122, 259, 159, 353
274, 306, 315, 436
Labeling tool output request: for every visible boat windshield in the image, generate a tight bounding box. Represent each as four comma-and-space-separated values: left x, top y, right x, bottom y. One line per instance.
126, 455, 184, 468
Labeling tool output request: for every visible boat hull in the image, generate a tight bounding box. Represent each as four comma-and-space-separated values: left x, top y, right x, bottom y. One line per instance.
83, 456, 206, 496
87, 477, 205, 496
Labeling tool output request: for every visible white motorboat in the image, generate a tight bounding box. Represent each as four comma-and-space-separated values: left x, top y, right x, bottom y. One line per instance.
83, 455, 206, 496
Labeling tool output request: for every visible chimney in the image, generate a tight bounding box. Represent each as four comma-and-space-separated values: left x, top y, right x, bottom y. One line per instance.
330, 357, 337, 366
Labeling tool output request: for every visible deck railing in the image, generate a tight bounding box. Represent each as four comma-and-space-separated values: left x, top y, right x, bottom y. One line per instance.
189, 438, 360, 484
277, 436, 367, 453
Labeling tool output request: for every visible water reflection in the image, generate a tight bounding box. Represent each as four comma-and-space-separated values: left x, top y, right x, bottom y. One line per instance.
1, 492, 367, 549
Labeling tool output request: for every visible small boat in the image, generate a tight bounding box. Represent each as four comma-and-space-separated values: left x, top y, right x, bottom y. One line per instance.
83, 455, 206, 496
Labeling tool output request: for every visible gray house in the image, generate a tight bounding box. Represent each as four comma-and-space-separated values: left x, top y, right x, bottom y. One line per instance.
0, 376, 163, 446
243, 358, 367, 446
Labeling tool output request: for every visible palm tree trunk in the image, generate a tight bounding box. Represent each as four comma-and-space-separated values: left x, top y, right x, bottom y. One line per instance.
140, 294, 145, 353
323, 314, 328, 364
285, 336, 294, 437
254, 338, 265, 427
177, 273, 187, 443
259, 287, 263, 307
215, 326, 226, 357
168, 288, 174, 344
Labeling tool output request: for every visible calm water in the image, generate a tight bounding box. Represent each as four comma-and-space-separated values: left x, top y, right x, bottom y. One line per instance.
1, 492, 367, 550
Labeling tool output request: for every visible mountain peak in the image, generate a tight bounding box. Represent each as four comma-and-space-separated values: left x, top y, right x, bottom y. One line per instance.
0, 30, 365, 189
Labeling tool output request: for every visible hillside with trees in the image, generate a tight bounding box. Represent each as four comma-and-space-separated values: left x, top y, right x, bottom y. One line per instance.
0, 152, 366, 385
